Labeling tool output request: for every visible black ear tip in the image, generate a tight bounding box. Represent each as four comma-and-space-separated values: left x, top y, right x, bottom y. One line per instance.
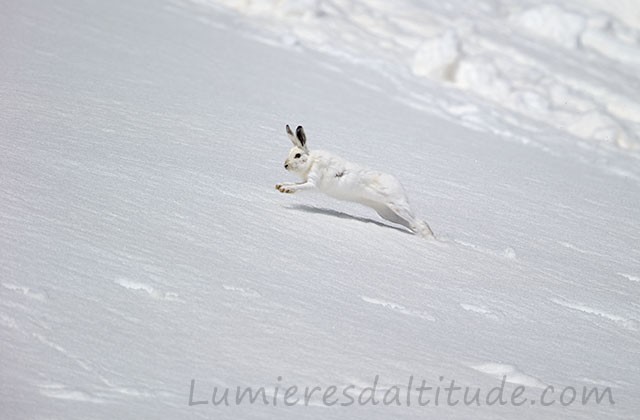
295, 125, 307, 146
286, 124, 292, 134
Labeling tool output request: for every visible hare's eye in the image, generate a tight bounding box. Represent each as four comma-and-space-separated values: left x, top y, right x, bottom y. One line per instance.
294, 153, 301, 159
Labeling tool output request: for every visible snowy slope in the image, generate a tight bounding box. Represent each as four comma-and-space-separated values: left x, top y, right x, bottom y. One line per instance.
1, 0, 639, 419
200, 0, 640, 151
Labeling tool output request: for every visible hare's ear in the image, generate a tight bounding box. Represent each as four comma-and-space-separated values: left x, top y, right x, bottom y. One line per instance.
286, 124, 300, 148
286, 124, 308, 150
296, 126, 307, 148
286, 124, 295, 140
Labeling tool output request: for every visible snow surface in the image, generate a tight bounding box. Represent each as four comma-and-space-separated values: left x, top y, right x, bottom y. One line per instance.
202, 0, 640, 151
1, 0, 639, 419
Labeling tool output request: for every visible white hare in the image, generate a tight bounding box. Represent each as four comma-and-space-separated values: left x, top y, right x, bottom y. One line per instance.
276, 125, 434, 238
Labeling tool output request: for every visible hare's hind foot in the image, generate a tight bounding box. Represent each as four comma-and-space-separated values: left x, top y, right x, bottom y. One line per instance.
412, 220, 435, 238
372, 202, 435, 238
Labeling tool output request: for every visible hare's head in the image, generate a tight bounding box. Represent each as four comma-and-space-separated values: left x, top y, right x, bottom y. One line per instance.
283, 124, 311, 174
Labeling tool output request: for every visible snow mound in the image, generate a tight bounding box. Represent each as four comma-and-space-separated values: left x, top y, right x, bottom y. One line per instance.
202, 0, 640, 151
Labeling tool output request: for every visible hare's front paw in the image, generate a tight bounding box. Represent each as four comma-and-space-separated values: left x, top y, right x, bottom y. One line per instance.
275, 183, 295, 194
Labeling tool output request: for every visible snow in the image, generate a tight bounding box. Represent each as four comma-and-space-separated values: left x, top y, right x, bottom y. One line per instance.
1, 0, 639, 419
203, 0, 640, 151
511, 4, 587, 49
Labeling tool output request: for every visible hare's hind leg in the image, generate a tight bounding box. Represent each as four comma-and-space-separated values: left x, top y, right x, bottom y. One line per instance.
370, 203, 414, 231
381, 202, 434, 238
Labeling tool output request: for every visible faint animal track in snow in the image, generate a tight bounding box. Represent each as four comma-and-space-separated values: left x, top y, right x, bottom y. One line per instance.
577, 377, 621, 388
337, 378, 391, 403
558, 241, 604, 257
114, 278, 153, 294
95, 377, 171, 400
106, 387, 155, 398
32, 332, 95, 373
452, 240, 517, 260
471, 362, 547, 388
114, 278, 182, 302
222, 285, 261, 297
33, 332, 68, 355
361, 296, 435, 321
551, 298, 639, 331
0, 313, 19, 329
617, 273, 639, 283
39, 383, 105, 403
502, 247, 517, 259
460, 303, 501, 321
1, 282, 47, 301
31, 333, 67, 354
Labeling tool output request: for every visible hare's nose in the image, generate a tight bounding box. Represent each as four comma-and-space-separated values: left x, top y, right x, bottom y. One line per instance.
284, 163, 289, 169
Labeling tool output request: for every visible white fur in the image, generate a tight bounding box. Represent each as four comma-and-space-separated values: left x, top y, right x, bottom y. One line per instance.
276, 125, 434, 238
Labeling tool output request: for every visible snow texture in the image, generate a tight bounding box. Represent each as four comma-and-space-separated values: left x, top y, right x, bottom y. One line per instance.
1, 0, 639, 419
